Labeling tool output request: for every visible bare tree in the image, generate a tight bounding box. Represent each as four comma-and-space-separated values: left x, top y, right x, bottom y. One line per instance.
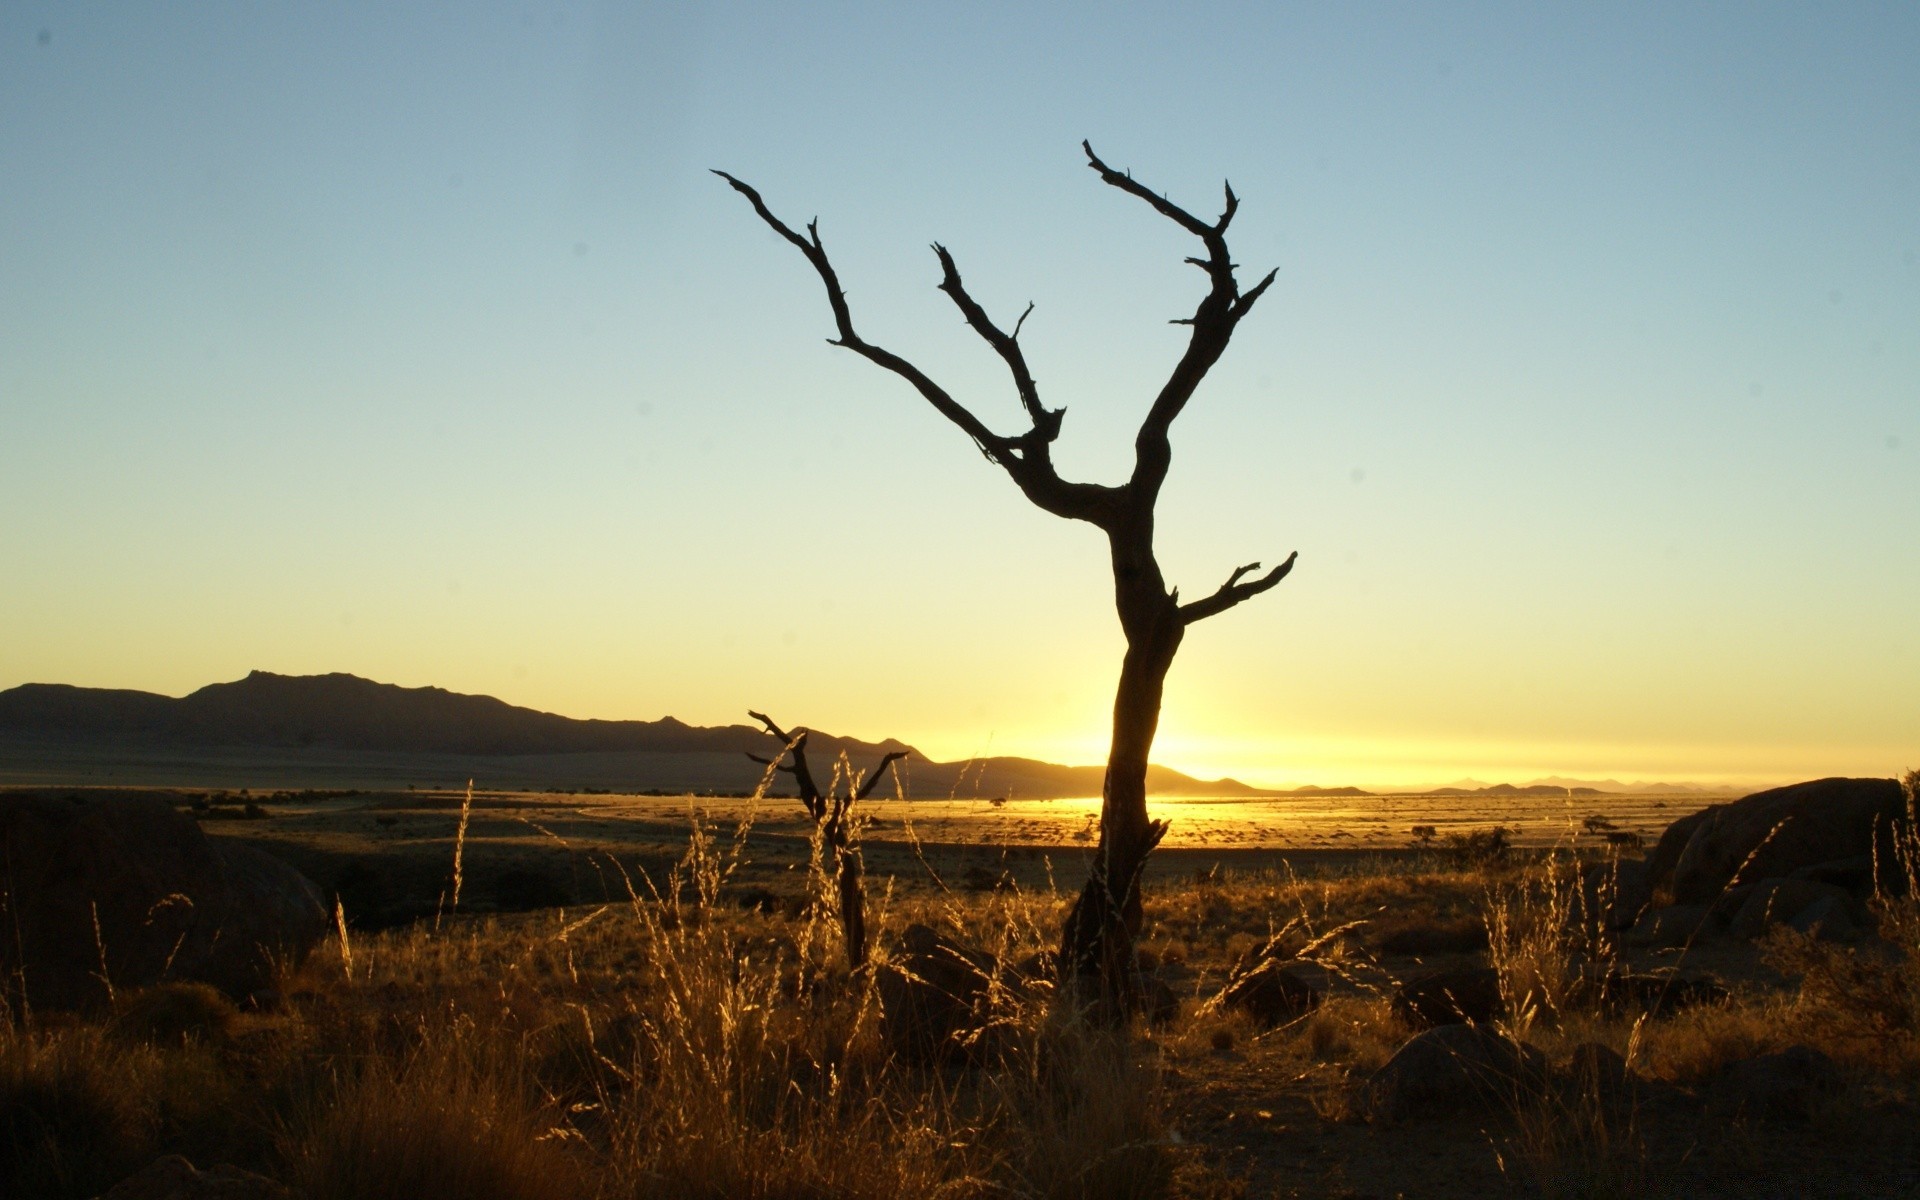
717, 144, 1295, 1010
747, 710, 906, 970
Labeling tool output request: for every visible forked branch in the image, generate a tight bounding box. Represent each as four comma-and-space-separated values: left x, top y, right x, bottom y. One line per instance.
1178, 552, 1299, 625
713, 170, 1114, 526
1080, 141, 1279, 503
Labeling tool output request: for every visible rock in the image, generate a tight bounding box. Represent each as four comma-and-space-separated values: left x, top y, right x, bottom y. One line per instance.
1726, 878, 1861, 942
1710, 1045, 1843, 1121
1561, 1042, 1634, 1104
1573, 967, 1727, 1017
1580, 857, 1654, 931
878, 923, 1002, 1064
0, 793, 328, 1011
1221, 962, 1323, 1027
1786, 894, 1857, 941
1788, 855, 1879, 894
1655, 778, 1906, 905
1574, 963, 1728, 1013
96, 1155, 291, 1200
199, 842, 328, 997
1391, 966, 1503, 1028
1362, 1024, 1547, 1122
1644, 809, 1713, 899
1625, 903, 1721, 949
1140, 972, 1181, 1028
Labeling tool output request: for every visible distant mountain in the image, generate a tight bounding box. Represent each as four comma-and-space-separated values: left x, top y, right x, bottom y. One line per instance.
1419, 776, 1730, 797
1421, 783, 1607, 798
0, 671, 1273, 799
1278, 785, 1376, 797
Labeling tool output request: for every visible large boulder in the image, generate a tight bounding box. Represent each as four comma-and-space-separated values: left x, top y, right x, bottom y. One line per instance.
1651, 778, 1906, 905
0, 793, 328, 1010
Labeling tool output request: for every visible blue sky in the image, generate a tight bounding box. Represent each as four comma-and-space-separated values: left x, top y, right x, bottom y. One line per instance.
2, 3, 1915, 789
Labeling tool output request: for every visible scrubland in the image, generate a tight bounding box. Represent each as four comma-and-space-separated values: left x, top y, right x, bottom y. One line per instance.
4, 789, 1918, 1199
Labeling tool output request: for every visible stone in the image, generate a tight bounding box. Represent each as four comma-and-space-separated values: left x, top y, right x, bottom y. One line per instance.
1655, 778, 1906, 905
1786, 894, 1857, 941
1710, 1045, 1843, 1121
1726, 878, 1861, 942
198, 842, 329, 997
1221, 962, 1323, 1027
1580, 856, 1654, 932
878, 923, 1002, 1064
1573, 967, 1727, 1017
1362, 1024, 1546, 1122
1625, 903, 1721, 949
1561, 1042, 1634, 1104
0, 793, 328, 1011
1391, 966, 1503, 1028
96, 1155, 291, 1200
1788, 855, 1878, 894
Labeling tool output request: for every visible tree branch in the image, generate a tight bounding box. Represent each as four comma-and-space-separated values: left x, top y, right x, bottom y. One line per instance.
1079, 142, 1278, 507
715, 169, 1120, 528
933, 243, 1058, 441
855, 751, 911, 801
1177, 552, 1298, 625
748, 709, 821, 804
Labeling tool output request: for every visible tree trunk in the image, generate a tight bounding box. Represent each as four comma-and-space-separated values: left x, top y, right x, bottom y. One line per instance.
828, 821, 868, 970
1059, 530, 1183, 1014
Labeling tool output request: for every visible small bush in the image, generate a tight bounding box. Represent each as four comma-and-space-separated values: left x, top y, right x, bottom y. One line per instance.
1444, 826, 1513, 868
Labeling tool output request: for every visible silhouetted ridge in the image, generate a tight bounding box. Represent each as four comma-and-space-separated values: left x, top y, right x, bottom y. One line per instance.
0, 671, 912, 759
0, 672, 1270, 796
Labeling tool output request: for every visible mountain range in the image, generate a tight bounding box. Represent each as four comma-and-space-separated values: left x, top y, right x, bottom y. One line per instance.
0, 672, 1742, 798
0, 671, 1272, 798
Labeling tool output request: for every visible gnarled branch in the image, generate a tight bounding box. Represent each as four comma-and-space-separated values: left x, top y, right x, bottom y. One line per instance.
855, 751, 910, 801
1178, 552, 1298, 625
1080, 142, 1279, 506
714, 170, 1116, 527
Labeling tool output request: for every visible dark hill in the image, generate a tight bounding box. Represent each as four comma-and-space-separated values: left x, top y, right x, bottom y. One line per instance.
0, 672, 1273, 799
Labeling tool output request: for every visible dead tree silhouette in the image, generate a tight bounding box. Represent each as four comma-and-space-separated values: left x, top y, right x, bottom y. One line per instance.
746, 710, 906, 971
717, 143, 1295, 1014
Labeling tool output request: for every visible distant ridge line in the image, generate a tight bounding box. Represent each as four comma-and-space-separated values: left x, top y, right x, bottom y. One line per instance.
0, 671, 1271, 798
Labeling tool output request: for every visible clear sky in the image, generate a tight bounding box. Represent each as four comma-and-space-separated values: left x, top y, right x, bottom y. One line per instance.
2, 3, 1915, 791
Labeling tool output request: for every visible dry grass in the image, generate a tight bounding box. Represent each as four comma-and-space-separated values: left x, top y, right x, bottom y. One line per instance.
6, 777, 1919, 1197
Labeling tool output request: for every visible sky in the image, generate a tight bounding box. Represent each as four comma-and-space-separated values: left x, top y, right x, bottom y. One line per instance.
2, 3, 1915, 792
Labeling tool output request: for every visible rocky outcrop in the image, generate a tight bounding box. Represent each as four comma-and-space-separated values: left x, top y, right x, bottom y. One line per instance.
0, 793, 327, 1010
1651, 778, 1906, 905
